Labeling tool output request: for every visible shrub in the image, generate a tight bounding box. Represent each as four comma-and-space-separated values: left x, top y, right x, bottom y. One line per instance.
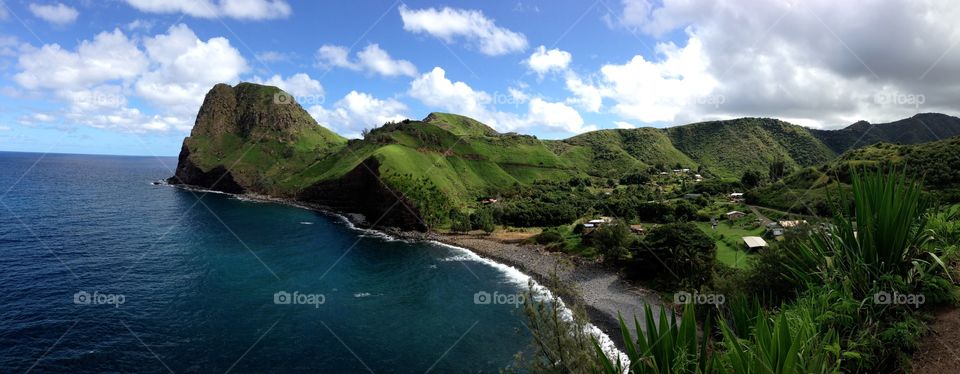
630, 222, 717, 287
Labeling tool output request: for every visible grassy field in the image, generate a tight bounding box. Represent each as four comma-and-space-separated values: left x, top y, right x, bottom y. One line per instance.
695, 221, 762, 268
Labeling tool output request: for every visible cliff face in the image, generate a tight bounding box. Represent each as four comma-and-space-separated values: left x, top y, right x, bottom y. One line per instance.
297, 158, 427, 230
168, 82, 426, 230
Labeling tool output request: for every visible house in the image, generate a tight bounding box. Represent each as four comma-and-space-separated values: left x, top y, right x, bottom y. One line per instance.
694, 174, 704, 181
725, 211, 746, 220
479, 198, 498, 204
681, 168, 691, 173
765, 222, 784, 237
743, 236, 769, 250
629, 224, 645, 234
729, 192, 745, 202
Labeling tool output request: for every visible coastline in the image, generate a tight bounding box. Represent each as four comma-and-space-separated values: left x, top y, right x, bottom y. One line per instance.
397, 231, 665, 350
165, 184, 660, 355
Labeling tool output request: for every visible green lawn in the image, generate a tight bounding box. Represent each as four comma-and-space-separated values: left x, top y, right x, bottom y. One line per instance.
695, 221, 763, 269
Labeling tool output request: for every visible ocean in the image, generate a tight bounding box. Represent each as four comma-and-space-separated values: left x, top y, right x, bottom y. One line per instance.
0, 151, 540, 373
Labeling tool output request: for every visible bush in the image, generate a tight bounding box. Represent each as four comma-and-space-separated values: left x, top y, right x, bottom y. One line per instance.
593, 221, 632, 261
449, 210, 471, 232
629, 222, 717, 287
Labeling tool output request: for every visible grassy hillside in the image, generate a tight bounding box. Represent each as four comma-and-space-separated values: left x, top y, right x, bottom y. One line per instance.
173, 82, 960, 228
665, 118, 836, 179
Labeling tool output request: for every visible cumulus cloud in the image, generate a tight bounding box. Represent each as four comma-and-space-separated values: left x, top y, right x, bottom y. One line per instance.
15, 29, 148, 90
526, 45, 571, 76
135, 24, 248, 115
594, 0, 960, 127
12, 24, 248, 133
123, 0, 291, 20
250, 73, 323, 98
316, 44, 417, 77
308, 91, 408, 138
409, 67, 593, 133
399, 5, 527, 56
29, 3, 78, 25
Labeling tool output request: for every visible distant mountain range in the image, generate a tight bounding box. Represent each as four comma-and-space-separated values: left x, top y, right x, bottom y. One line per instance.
169, 82, 960, 229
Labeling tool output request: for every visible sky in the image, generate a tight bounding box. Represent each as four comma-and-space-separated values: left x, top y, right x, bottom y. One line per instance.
1, 0, 959, 156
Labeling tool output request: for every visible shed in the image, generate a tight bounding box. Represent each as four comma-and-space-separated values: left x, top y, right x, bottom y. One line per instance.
742, 236, 768, 250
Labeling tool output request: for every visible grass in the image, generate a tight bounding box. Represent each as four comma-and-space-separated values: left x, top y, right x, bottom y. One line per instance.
695, 221, 761, 268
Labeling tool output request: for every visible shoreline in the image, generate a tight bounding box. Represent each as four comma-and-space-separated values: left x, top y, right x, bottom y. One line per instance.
396, 231, 665, 351
165, 183, 661, 355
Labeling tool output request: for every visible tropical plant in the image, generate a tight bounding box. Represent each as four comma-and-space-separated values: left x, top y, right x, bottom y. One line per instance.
784, 168, 950, 297
594, 304, 715, 374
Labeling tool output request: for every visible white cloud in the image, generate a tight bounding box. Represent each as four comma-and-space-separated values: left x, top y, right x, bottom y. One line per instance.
399, 5, 528, 56
255, 50, 293, 63
135, 24, 248, 116
597, 0, 960, 127
123, 0, 291, 20
526, 45, 571, 76
409, 67, 491, 119
614, 121, 636, 129
15, 29, 148, 90
126, 19, 155, 32
29, 3, 78, 25
12, 24, 247, 133
316, 44, 417, 77
527, 98, 593, 133
0, 125, 11, 131
250, 73, 324, 104
308, 91, 408, 138
564, 72, 603, 113
409, 67, 593, 134
18, 112, 56, 124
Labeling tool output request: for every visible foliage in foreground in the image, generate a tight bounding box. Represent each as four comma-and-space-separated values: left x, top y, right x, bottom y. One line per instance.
516, 168, 958, 373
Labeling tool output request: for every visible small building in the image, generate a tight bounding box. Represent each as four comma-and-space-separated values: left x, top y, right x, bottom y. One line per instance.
629, 224, 645, 234
765, 222, 784, 237
725, 211, 746, 220
479, 198, 498, 204
743, 236, 768, 250
681, 168, 691, 173
729, 192, 745, 202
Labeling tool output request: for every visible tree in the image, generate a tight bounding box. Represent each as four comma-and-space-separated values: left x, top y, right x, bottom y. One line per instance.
768, 158, 787, 181
673, 200, 699, 222
470, 209, 495, 233
593, 221, 632, 261
450, 210, 471, 232
630, 222, 716, 287
741, 170, 764, 188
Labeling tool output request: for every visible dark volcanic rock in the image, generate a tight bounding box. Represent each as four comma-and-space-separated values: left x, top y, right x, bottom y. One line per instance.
297, 158, 427, 231
167, 143, 244, 194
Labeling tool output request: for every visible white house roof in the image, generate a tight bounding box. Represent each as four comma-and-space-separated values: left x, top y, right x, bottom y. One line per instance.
726, 211, 745, 216
587, 219, 605, 224
743, 236, 768, 248
730, 192, 744, 197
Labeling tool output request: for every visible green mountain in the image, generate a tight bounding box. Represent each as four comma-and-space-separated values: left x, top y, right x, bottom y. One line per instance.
809, 113, 960, 154
170, 82, 960, 229
747, 136, 960, 214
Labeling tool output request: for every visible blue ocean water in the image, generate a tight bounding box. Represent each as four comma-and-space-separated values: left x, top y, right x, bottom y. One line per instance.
0, 151, 536, 373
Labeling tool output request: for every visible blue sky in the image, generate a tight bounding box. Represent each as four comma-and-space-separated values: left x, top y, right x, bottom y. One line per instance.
1, 0, 959, 156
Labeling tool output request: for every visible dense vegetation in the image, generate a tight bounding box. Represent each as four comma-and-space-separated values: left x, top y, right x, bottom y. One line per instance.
519, 169, 959, 373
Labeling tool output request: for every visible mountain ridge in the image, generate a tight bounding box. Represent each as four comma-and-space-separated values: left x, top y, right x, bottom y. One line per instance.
169, 82, 960, 229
